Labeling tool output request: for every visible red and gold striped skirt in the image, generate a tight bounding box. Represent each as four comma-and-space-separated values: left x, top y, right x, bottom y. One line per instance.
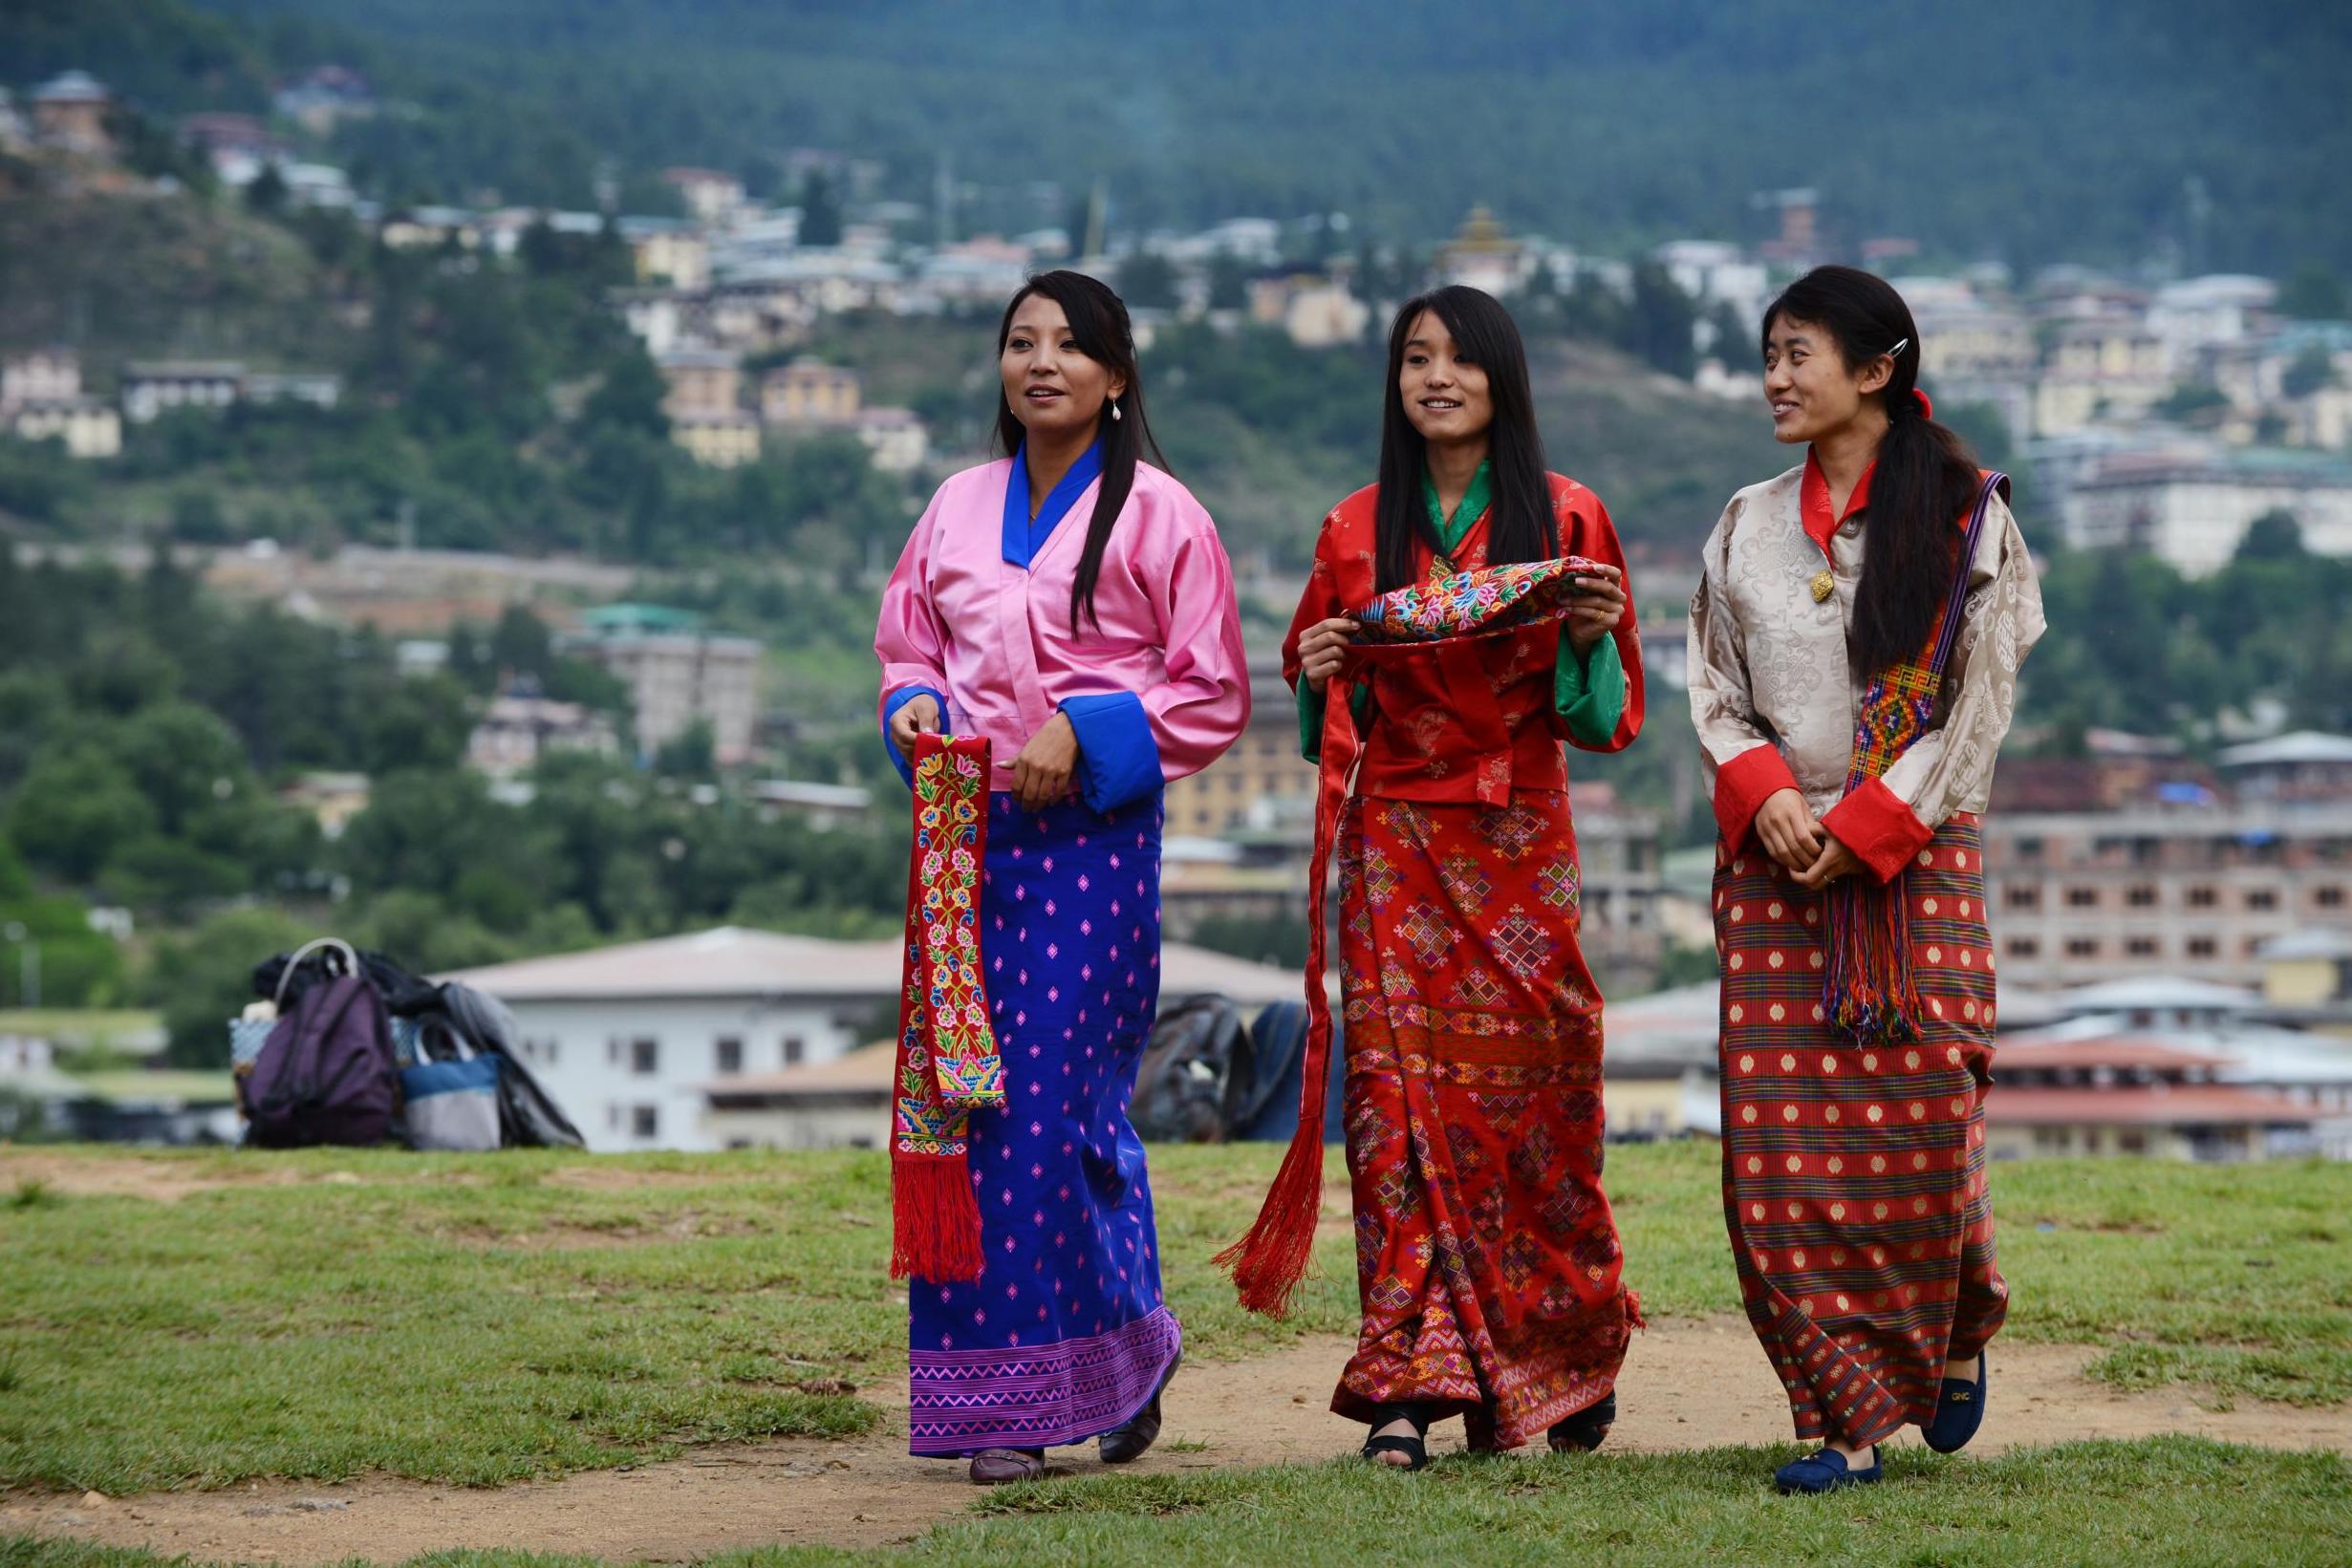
1715, 817, 2008, 1445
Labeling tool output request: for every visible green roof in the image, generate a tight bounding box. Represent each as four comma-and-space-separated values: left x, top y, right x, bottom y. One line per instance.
579, 603, 701, 634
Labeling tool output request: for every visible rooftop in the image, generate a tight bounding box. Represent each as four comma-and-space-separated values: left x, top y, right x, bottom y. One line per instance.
704, 1039, 895, 1102
1988, 1085, 2319, 1128
2055, 977, 2261, 1015
1996, 1037, 2233, 1073
2257, 930, 2352, 961
33, 72, 107, 104
2215, 731, 2352, 768
445, 925, 1303, 1006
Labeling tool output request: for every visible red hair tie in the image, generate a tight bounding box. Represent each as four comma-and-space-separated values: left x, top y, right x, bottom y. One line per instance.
1911, 388, 1933, 420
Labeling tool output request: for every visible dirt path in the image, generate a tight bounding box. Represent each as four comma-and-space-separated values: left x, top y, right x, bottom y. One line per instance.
10, 1320, 2348, 1565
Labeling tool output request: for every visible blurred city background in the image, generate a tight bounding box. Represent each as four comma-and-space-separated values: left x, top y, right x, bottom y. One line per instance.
1, 1, 2348, 1163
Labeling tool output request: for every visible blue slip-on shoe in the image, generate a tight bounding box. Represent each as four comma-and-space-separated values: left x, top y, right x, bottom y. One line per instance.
1774, 1446, 1883, 1494
1923, 1351, 1988, 1453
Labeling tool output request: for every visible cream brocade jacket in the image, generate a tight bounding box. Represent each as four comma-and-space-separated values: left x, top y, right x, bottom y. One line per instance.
1686, 462, 2048, 882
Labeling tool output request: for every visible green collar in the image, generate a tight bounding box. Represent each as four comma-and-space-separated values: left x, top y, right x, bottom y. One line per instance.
1421, 458, 1493, 559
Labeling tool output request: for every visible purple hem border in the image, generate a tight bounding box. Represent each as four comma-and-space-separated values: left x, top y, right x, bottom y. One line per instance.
908, 1304, 1182, 1457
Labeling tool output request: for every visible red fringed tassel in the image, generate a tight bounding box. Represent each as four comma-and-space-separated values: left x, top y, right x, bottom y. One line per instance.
1624, 1286, 1647, 1332
1823, 874, 1923, 1045
1215, 680, 1357, 1318
890, 1157, 983, 1282
1211, 1012, 1329, 1317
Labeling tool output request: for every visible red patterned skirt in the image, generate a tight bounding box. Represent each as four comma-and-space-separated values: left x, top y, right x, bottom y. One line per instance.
1715, 816, 2009, 1446
1332, 789, 1636, 1450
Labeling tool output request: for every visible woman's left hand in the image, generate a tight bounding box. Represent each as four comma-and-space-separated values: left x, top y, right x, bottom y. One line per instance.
1793, 832, 1866, 891
1011, 712, 1080, 811
1565, 563, 1626, 654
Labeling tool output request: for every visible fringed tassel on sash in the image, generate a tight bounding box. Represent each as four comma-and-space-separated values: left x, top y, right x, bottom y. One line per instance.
888, 733, 1003, 1282
1213, 680, 1359, 1317
891, 1159, 986, 1282
1821, 472, 2005, 1046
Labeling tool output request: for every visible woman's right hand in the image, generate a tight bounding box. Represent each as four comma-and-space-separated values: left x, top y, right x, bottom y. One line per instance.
1296, 617, 1356, 693
1755, 787, 1823, 873
888, 693, 942, 754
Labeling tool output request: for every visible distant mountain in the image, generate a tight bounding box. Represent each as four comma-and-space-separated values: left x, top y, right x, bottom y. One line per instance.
71, 0, 2328, 277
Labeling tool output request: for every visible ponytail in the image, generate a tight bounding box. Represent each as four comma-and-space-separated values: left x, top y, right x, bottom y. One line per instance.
1763, 267, 1982, 673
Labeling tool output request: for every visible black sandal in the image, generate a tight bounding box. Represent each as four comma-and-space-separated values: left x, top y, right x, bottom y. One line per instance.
1547, 1391, 1616, 1453
1361, 1402, 1435, 1471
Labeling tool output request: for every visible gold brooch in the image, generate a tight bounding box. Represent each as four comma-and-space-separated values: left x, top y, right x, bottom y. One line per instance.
1809, 569, 1836, 603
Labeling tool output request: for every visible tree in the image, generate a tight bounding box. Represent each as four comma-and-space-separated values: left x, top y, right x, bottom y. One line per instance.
1208, 251, 1250, 311
7, 748, 158, 883
653, 720, 717, 780
1941, 401, 2017, 475
354, 673, 473, 775
337, 768, 559, 933
582, 350, 671, 439
141, 906, 322, 1068
2156, 381, 2230, 421
1117, 251, 1180, 311
105, 701, 255, 838
488, 604, 553, 685
1623, 262, 1698, 379
2277, 263, 2348, 321
245, 162, 289, 215
798, 171, 845, 247
2282, 345, 2340, 401
2237, 509, 2305, 562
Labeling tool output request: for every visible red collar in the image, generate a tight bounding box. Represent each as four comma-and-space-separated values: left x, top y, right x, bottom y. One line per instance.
1801, 447, 1874, 563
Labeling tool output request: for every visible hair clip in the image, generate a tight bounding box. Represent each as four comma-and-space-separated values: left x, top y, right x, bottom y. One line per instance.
1885, 338, 1910, 358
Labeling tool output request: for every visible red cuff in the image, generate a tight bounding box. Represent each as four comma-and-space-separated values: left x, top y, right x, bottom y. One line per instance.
1820, 775, 1936, 884
1713, 744, 1800, 848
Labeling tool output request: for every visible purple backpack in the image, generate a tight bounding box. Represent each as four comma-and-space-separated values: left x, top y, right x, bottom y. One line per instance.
245, 954, 400, 1149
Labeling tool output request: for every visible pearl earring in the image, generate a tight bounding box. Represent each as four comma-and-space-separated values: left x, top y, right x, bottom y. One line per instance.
1110, 398, 1122, 422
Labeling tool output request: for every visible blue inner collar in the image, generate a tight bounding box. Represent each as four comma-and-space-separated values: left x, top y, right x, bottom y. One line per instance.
1001, 438, 1105, 569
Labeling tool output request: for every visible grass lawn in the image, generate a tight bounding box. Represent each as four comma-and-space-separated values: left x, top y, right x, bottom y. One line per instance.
2, 1438, 2347, 1568
0, 1142, 2345, 1501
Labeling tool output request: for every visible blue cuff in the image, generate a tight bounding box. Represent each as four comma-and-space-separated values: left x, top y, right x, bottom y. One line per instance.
1058, 692, 1162, 813
881, 685, 946, 786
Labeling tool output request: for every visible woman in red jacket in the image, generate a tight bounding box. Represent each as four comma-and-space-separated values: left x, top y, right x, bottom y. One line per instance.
1232, 285, 1646, 1470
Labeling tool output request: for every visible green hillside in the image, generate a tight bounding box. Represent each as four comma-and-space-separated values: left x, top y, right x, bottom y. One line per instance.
95, 0, 2346, 276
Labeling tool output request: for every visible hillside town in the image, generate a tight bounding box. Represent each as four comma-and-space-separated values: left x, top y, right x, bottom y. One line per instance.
3, 65, 2351, 1163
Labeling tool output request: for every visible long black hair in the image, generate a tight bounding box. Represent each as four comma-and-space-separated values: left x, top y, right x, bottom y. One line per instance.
1373, 286, 1557, 593
992, 269, 1165, 632
1761, 266, 1983, 674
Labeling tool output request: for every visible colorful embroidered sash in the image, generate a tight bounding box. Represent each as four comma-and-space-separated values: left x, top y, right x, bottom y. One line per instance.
1822, 471, 2006, 1045
889, 733, 1004, 1282
1219, 557, 1601, 1317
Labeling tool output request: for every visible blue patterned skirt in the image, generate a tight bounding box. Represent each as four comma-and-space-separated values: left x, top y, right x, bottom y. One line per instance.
906, 788, 1182, 1456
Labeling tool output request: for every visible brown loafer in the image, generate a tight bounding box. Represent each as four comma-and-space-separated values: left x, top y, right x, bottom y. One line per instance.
968, 1448, 1047, 1485
1097, 1352, 1181, 1464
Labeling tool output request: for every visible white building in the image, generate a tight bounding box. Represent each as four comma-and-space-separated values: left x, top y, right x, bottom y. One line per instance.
443, 925, 1307, 1152
122, 361, 244, 422
562, 606, 762, 763
2147, 274, 2277, 374
11, 397, 119, 458
660, 166, 745, 226
1, 347, 81, 409
852, 405, 927, 472
465, 694, 619, 779
2060, 448, 2352, 572
1656, 240, 1769, 329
